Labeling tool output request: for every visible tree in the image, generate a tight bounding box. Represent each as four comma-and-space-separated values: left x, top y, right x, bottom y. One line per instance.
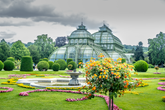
34, 34, 57, 59
10, 40, 30, 60
82, 55, 140, 110
28, 45, 41, 64
0, 39, 10, 62
55, 36, 68, 47
148, 32, 165, 65
134, 41, 144, 61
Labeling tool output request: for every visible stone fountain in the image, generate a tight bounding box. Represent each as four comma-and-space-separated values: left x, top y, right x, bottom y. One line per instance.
65, 70, 84, 86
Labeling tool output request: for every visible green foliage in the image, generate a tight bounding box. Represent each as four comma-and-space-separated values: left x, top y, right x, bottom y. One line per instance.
37, 61, 49, 71
52, 63, 60, 71
134, 60, 148, 72
48, 61, 54, 69
67, 61, 77, 70
42, 58, 48, 62
148, 64, 154, 68
0, 60, 4, 71
67, 58, 73, 64
121, 58, 126, 63
7, 57, 15, 62
10, 40, 30, 60
28, 45, 41, 64
34, 34, 57, 59
134, 41, 144, 61
3, 60, 15, 71
148, 32, 165, 65
20, 56, 33, 71
78, 60, 83, 68
0, 39, 10, 62
56, 59, 67, 70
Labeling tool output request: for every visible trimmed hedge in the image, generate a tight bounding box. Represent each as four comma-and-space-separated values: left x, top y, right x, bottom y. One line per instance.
134, 60, 148, 72
4, 60, 15, 71
48, 61, 54, 69
7, 57, 15, 62
67, 58, 73, 65
20, 56, 33, 71
42, 58, 49, 62
56, 59, 67, 70
0, 60, 4, 71
52, 63, 60, 71
148, 64, 154, 68
37, 61, 49, 71
67, 61, 77, 70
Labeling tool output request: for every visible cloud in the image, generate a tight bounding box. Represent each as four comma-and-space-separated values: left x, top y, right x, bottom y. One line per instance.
0, 21, 34, 26
0, 0, 101, 29
0, 31, 16, 39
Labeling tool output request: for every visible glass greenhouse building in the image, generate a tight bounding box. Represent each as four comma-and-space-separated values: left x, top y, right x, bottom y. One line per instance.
49, 23, 128, 63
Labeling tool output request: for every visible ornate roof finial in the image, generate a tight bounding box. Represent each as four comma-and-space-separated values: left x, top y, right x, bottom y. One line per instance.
81, 18, 83, 25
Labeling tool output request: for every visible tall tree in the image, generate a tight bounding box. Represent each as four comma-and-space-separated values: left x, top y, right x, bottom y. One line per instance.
55, 36, 68, 47
28, 45, 41, 64
34, 34, 56, 59
148, 32, 165, 65
134, 41, 144, 61
0, 39, 10, 62
10, 40, 30, 60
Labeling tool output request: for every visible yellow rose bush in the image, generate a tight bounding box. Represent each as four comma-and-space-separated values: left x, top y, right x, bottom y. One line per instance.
82, 54, 141, 110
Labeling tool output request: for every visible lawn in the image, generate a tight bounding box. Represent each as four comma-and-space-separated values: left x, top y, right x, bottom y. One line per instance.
0, 68, 165, 110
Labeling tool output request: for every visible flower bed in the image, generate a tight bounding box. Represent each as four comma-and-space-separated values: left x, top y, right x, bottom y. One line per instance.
157, 86, 165, 91
158, 82, 165, 85
160, 78, 165, 81
0, 87, 14, 93
46, 87, 86, 90
17, 83, 35, 89
19, 89, 121, 110
162, 96, 165, 102
153, 72, 161, 74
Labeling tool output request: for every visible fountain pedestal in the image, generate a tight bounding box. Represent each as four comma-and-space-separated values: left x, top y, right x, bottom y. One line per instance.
65, 72, 84, 86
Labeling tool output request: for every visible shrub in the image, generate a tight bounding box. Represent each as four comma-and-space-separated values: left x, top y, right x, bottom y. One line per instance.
0, 60, 4, 71
37, 61, 49, 71
4, 60, 15, 71
67, 58, 73, 65
148, 64, 154, 68
56, 59, 67, 70
42, 58, 49, 62
134, 60, 148, 72
67, 61, 77, 70
48, 61, 54, 69
121, 58, 126, 63
20, 56, 33, 71
7, 57, 15, 62
52, 63, 60, 71
78, 60, 83, 68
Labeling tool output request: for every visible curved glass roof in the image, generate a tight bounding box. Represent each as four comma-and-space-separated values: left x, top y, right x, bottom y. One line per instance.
69, 23, 94, 40
49, 45, 109, 63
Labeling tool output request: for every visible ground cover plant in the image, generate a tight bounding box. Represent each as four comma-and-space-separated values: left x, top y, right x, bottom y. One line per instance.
0, 68, 165, 110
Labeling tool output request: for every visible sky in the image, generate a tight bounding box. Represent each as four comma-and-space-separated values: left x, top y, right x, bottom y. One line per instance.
0, 0, 165, 47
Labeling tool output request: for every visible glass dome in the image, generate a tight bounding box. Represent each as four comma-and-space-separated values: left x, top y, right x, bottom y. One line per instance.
49, 45, 109, 63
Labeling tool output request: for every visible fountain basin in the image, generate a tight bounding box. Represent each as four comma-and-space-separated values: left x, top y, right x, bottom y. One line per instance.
16, 78, 86, 88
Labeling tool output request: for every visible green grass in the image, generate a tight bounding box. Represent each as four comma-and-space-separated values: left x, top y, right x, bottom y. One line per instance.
0, 68, 165, 110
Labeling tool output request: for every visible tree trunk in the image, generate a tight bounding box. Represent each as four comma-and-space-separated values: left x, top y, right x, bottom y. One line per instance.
109, 91, 113, 110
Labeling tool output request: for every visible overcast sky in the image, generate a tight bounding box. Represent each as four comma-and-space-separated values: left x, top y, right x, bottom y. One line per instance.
0, 0, 165, 47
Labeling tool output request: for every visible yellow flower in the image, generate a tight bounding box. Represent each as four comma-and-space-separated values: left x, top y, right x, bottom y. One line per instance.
92, 76, 94, 78
104, 72, 106, 75
99, 76, 102, 79
103, 75, 105, 78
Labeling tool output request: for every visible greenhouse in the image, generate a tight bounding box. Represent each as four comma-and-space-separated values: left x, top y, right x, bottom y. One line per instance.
49, 23, 128, 63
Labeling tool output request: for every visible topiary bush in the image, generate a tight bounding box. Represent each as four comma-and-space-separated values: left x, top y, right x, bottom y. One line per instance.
148, 64, 154, 68
52, 63, 60, 71
20, 56, 33, 71
67, 58, 73, 65
42, 58, 49, 62
48, 61, 54, 69
67, 61, 77, 70
0, 60, 4, 71
121, 58, 126, 63
134, 60, 148, 72
37, 61, 49, 71
7, 57, 15, 62
4, 60, 15, 71
56, 59, 67, 70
